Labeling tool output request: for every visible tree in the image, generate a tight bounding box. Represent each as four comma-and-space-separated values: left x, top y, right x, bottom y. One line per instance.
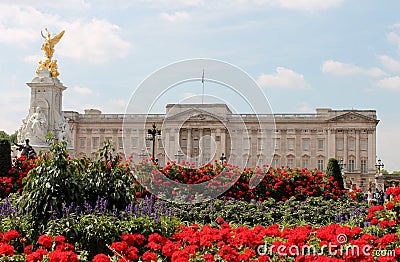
392, 171, 400, 175
0, 130, 10, 141
326, 158, 345, 190
0, 139, 11, 176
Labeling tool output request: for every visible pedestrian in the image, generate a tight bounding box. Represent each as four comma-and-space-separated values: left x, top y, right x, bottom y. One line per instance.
367, 188, 373, 205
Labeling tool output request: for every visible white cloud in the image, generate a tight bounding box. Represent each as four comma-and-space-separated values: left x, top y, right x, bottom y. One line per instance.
387, 32, 400, 46
161, 11, 190, 22
257, 67, 311, 89
387, 32, 400, 54
377, 76, 400, 90
58, 19, 132, 64
272, 0, 343, 12
392, 23, 400, 29
321, 60, 386, 77
0, 4, 131, 64
379, 55, 400, 72
73, 86, 93, 95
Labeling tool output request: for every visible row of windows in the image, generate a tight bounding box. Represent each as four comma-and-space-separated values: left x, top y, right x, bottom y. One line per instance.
268, 158, 368, 173
80, 136, 368, 154
79, 137, 164, 149
255, 138, 367, 151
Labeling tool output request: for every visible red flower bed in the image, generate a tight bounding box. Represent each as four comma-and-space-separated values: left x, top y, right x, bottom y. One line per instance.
150, 161, 343, 201
366, 187, 400, 232
98, 219, 400, 261
0, 156, 36, 198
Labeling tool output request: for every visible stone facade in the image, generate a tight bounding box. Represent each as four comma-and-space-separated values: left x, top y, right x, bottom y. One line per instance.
64, 103, 379, 191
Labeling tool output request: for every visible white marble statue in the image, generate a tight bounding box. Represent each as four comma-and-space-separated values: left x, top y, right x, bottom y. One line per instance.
25, 106, 48, 144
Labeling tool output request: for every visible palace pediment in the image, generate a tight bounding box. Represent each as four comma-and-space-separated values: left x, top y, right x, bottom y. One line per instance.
328, 112, 377, 123
165, 108, 224, 122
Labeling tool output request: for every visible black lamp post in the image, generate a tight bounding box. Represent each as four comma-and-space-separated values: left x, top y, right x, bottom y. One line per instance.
220, 153, 226, 164
147, 123, 161, 160
375, 158, 384, 173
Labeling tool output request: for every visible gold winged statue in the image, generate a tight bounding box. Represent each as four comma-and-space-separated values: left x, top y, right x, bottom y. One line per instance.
36, 28, 65, 78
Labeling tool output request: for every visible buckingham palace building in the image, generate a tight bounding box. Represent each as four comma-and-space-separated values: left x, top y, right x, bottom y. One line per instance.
63, 103, 379, 189
17, 66, 380, 191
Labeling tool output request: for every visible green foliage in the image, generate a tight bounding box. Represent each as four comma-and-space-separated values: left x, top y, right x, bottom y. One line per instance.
380, 169, 389, 174
0, 131, 10, 141
326, 158, 344, 190
19, 141, 83, 233
46, 213, 181, 258
78, 141, 141, 209
16, 140, 142, 238
144, 196, 369, 228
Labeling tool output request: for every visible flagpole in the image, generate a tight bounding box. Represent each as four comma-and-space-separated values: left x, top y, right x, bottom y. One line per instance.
202, 69, 204, 104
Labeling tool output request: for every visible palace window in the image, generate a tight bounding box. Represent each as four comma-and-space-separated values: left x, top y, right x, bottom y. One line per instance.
302, 139, 309, 151
349, 139, 355, 150
288, 139, 295, 150
318, 139, 324, 150
287, 158, 294, 169
318, 159, 324, 171
273, 158, 279, 168
181, 138, 187, 148
348, 159, 355, 172
92, 137, 99, 148
274, 138, 280, 149
80, 138, 85, 148
337, 139, 343, 150
131, 137, 138, 148
361, 159, 367, 173
193, 139, 199, 149
360, 139, 367, 151
302, 158, 309, 169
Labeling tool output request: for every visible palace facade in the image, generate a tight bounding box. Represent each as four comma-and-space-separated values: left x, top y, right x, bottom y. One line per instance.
63, 103, 379, 190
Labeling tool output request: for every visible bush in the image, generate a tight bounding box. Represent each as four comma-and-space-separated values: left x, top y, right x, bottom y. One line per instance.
19, 141, 83, 233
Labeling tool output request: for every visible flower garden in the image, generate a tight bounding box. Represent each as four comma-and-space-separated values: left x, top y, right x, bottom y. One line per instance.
0, 141, 399, 261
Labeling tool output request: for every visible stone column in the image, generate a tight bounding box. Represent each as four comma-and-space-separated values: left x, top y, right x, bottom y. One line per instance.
344, 131, 348, 170
211, 129, 217, 161
368, 130, 375, 173
187, 128, 192, 159
355, 130, 360, 171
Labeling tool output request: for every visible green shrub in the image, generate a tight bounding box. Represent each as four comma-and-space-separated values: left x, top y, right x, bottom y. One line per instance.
19, 141, 83, 233
78, 141, 141, 210
46, 213, 181, 258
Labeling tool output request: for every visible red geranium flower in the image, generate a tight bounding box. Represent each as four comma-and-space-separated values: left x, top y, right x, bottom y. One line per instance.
142, 251, 157, 262
92, 254, 111, 262
3, 230, 20, 242
38, 235, 53, 249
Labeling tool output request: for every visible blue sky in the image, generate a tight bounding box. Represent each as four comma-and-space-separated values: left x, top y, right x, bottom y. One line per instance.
0, 0, 399, 171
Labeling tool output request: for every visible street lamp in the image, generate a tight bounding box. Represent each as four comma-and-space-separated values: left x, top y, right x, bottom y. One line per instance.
375, 158, 385, 191
147, 123, 161, 160
375, 158, 384, 173
220, 153, 226, 164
